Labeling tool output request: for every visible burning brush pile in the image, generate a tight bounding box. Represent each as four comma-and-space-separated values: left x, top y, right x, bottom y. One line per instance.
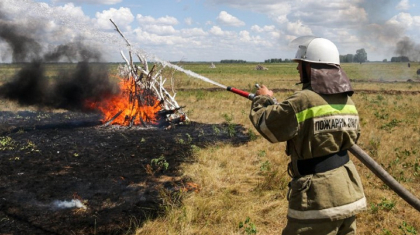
87, 20, 188, 129
0, 17, 187, 129
88, 62, 188, 128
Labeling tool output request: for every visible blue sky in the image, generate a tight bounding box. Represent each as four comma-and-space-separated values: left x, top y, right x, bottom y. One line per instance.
1, 0, 420, 62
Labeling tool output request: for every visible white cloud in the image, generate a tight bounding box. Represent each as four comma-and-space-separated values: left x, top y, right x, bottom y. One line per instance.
185, 17, 193, 26
5, 0, 420, 62
133, 28, 167, 45
251, 25, 276, 33
136, 14, 179, 26
388, 12, 414, 28
216, 11, 245, 27
209, 26, 224, 36
251, 25, 264, 33
396, 0, 411, 11
338, 5, 368, 24
142, 25, 177, 36
238, 30, 273, 47
270, 31, 281, 39
414, 16, 420, 26
286, 20, 313, 36
239, 30, 251, 41
55, 3, 87, 20
134, 15, 180, 40
207, 0, 291, 19
133, 28, 196, 47
95, 7, 134, 30
180, 28, 207, 37
52, 0, 122, 5
273, 15, 288, 25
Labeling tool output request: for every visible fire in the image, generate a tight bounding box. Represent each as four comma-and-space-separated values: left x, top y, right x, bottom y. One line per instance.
87, 78, 162, 126
181, 182, 200, 193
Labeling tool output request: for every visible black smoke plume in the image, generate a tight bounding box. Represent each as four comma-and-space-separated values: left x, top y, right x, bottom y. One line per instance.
51, 62, 118, 111
0, 4, 42, 63
0, 61, 47, 105
0, 22, 42, 62
395, 37, 420, 62
44, 42, 103, 63
0, 2, 119, 111
0, 61, 119, 111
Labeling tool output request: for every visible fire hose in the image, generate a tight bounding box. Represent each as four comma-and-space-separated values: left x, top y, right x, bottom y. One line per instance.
227, 85, 420, 212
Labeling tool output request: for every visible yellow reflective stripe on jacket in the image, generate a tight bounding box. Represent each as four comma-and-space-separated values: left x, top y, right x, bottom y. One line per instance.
295, 104, 358, 124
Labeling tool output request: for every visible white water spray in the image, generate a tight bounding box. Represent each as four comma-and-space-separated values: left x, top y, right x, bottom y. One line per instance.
4, 0, 227, 89
152, 57, 226, 89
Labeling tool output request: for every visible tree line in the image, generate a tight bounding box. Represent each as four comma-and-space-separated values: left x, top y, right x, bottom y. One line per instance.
220, 60, 247, 63
389, 56, 409, 62
221, 49, 413, 64
264, 48, 369, 64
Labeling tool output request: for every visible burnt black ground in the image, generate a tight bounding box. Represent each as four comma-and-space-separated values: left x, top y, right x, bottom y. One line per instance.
0, 111, 250, 235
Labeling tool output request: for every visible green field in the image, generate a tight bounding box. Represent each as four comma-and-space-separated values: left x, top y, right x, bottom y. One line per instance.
1, 62, 420, 234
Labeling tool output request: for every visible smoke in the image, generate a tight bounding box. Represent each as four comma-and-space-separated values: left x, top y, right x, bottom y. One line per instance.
43, 42, 103, 63
52, 62, 119, 110
395, 36, 420, 61
0, 61, 48, 105
0, 61, 119, 111
357, 0, 393, 24
355, 0, 404, 43
349, 0, 417, 61
0, 21, 42, 62
52, 199, 87, 210
0, 3, 42, 63
0, 1, 119, 112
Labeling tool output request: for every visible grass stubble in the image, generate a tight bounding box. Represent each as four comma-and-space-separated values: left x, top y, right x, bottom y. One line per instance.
0, 63, 419, 234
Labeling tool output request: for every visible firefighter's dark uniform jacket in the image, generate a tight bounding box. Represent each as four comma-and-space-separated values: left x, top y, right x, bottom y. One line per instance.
249, 84, 366, 221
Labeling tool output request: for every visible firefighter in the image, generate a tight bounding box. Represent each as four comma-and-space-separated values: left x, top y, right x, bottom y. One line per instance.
249, 37, 366, 234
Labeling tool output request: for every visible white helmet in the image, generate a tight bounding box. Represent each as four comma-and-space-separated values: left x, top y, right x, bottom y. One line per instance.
292, 37, 340, 65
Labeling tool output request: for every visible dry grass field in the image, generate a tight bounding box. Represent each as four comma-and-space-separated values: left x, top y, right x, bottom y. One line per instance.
138, 62, 420, 235
1, 62, 420, 234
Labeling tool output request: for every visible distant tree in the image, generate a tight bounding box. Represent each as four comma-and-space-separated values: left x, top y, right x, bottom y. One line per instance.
265, 58, 283, 63
383, 59, 388, 62
346, 54, 354, 63
353, 48, 367, 63
340, 54, 355, 63
401, 56, 410, 62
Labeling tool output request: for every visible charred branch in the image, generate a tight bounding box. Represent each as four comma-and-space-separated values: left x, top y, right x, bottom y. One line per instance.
103, 110, 123, 127
139, 116, 147, 128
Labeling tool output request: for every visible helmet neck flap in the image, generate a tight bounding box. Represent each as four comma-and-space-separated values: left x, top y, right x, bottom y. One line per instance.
308, 63, 354, 96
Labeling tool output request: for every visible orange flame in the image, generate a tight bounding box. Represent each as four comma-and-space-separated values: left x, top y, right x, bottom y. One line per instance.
181, 182, 200, 193
87, 78, 162, 126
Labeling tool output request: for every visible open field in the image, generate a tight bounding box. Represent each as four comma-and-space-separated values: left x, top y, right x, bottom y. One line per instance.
1, 62, 420, 234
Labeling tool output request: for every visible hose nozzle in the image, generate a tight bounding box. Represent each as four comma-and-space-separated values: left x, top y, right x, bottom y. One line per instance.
226, 86, 255, 100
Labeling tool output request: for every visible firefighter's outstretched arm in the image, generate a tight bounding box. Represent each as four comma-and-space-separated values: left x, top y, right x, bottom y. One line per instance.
249, 88, 298, 143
